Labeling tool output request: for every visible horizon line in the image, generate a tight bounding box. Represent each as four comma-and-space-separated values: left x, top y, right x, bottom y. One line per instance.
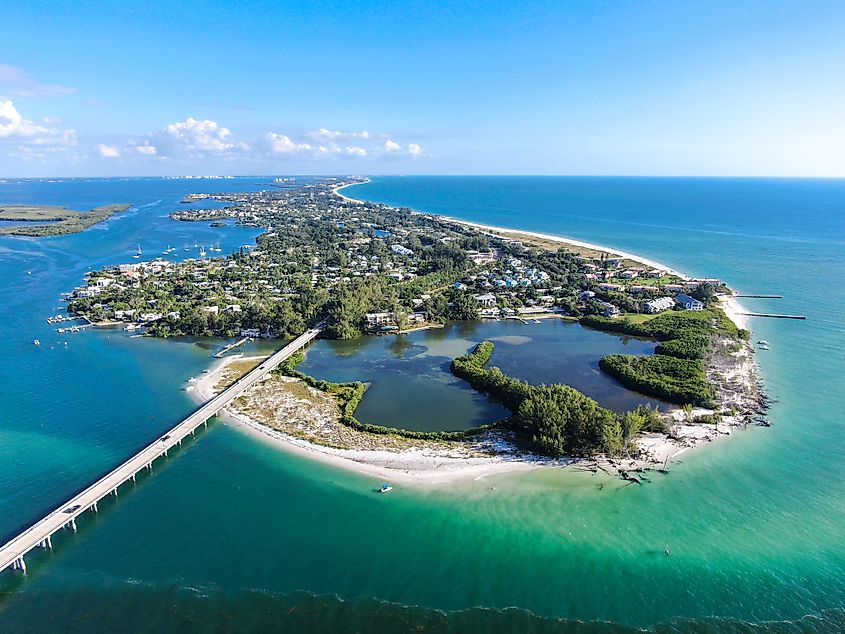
2, 174, 844, 181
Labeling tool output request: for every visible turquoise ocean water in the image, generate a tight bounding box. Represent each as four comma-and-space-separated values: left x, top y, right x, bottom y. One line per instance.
0, 176, 844, 632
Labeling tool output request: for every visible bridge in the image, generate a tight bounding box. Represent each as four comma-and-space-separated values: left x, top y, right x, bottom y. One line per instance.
0, 327, 321, 574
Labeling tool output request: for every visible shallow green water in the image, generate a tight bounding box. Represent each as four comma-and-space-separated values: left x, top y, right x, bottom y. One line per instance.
1, 176, 844, 632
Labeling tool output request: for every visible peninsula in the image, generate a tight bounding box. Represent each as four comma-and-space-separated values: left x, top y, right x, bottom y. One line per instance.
64, 177, 765, 483
0, 203, 132, 236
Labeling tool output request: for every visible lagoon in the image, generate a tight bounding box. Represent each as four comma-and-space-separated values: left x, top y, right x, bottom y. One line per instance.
299, 319, 664, 432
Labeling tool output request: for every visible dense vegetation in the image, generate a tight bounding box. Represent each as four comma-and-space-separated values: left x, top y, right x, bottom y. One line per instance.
599, 354, 714, 407
450, 342, 638, 457
0, 204, 131, 236
581, 309, 745, 407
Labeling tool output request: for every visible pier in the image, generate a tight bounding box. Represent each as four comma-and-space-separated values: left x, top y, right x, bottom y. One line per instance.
739, 313, 806, 320
0, 327, 321, 575
734, 294, 783, 299
214, 336, 253, 358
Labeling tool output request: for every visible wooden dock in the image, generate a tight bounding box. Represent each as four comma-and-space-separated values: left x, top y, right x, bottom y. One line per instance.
0, 327, 321, 575
734, 294, 783, 299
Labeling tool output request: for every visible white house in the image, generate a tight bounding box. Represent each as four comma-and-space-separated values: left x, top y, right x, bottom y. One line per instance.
644, 296, 675, 314
474, 293, 497, 307
596, 301, 621, 318
675, 293, 704, 311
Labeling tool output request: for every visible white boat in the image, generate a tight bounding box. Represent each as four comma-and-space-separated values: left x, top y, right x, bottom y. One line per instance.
133, 244, 142, 259
757, 340, 769, 346
33, 339, 40, 346
533, 319, 542, 324
378, 484, 393, 494
199, 247, 207, 257
758, 343, 770, 350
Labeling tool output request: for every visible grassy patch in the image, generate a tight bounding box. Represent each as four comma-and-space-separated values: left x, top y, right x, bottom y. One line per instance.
0, 204, 131, 236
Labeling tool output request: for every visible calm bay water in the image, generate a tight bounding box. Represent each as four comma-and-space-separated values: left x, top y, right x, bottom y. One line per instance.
1, 176, 844, 632
301, 319, 662, 432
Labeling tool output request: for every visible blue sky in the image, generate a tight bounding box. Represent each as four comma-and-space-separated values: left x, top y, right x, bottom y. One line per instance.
1, 0, 843, 176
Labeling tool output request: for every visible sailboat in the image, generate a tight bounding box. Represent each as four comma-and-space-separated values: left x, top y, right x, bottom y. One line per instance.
199, 246, 207, 257
133, 244, 141, 259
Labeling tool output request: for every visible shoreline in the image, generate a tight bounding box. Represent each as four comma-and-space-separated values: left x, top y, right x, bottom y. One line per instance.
332, 179, 686, 277
193, 349, 753, 488
180, 180, 764, 488
332, 180, 369, 205
330, 181, 754, 332
446, 217, 689, 278
191, 354, 540, 486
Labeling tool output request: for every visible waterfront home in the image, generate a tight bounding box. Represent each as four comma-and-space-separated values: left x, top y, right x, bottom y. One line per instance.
619, 269, 640, 280
644, 296, 675, 314
675, 293, 704, 310
474, 293, 497, 307
596, 301, 621, 318
365, 312, 394, 329
691, 278, 722, 286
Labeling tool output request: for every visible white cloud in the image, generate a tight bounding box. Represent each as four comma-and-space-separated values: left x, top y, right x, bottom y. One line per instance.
383, 139, 401, 152
133, 142, 157, 156
407, 143, 421, 157
267, 132, 312, 154
162, 117, 245, 153
305, 128, 371, 142
0, 64, 76, 97
96, 144, 120, 158
0, 99, 50, 138
0, 99, 76, 152
345, 146, 367, 157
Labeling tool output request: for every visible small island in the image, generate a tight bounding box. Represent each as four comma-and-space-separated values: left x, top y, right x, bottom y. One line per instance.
62, 178, 766, 484
0, 204, 132, 236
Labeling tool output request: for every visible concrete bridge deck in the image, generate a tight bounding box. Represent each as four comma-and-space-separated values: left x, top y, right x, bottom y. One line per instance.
0, 327, 321, 574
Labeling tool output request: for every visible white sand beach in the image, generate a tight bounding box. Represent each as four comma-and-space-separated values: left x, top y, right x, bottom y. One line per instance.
193, 346, 755, 488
